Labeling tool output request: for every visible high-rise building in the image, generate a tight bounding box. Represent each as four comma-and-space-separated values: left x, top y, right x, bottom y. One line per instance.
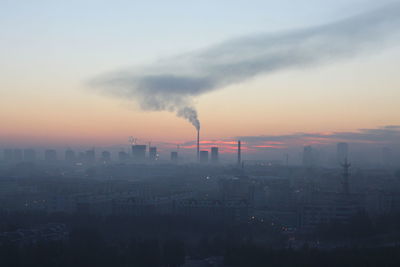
211, 147, 219, 163
200, 150, 209, 164
132, 145, 146, 161
45, 149, 57, 162
23, 149, 36, 162
149, 147, 157, 161
337, 142, 349, 164
65, 149, 75, 162
302, 146, 314, 167
170, 151, 178, 162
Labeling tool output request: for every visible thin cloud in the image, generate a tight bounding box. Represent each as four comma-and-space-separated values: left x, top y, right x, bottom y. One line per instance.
239, 125, 400, 147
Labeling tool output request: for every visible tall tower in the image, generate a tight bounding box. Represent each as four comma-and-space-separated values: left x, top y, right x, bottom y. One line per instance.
341, 158, 351, 194
237, 140, 241, 166
197, 129, 200, 162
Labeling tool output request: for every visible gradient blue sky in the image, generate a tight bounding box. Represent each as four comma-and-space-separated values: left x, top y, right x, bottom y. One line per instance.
1, 0, 400, 148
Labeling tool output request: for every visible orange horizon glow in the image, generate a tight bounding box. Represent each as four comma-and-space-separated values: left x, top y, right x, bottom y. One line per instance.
2, 2, 400, 156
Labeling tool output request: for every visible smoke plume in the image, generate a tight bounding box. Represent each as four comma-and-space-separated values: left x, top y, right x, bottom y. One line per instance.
91, 3, 400, 129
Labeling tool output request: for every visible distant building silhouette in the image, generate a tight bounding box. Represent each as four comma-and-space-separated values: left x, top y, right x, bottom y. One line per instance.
298, 191, 361, 229
132, 145, 146, 161
149, 147, 157, 161
211, 147, 219, 164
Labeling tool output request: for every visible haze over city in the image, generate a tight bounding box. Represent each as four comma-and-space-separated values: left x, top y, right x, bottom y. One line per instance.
1, 1, 400, 266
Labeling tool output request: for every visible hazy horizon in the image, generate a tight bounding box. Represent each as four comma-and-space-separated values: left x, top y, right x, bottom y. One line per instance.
2, 0, 400, 157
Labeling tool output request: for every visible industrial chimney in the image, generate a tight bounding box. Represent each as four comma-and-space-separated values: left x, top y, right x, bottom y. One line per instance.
197, 129, 200, 162
237, 140, 241, 166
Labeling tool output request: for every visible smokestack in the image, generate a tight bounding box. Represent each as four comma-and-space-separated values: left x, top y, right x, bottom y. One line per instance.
197, 129, 200, 162
237, 140, 241, 166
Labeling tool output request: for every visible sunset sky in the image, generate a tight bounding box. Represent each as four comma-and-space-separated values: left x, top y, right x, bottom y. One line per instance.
1, 0, 400, 154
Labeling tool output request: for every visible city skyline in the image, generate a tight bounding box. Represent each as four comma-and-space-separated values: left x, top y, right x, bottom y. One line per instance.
2, 2, 400, 265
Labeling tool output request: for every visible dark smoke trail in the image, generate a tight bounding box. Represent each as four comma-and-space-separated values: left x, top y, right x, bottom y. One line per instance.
91, 3, 400, 129
177, 106, 200, 131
